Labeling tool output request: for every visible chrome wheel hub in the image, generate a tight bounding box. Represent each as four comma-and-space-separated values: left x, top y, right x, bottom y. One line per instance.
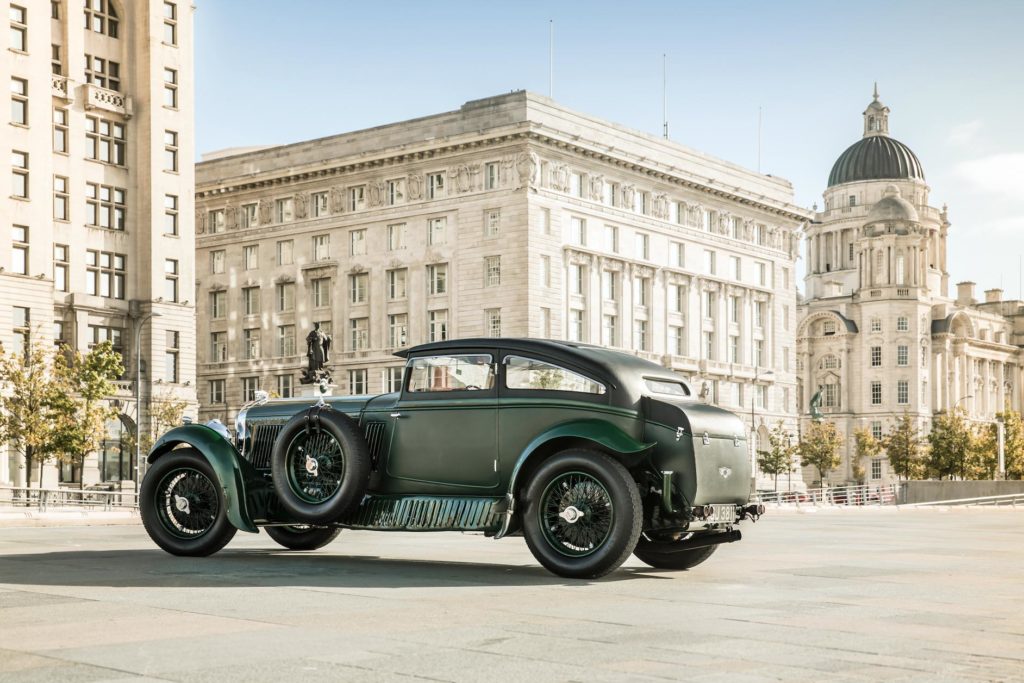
558, 505, 585, 524
305, 453, 319, 477
173, 494, 190, 515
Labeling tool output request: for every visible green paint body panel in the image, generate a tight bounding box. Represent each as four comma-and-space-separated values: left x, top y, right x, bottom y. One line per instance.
147, 425, 259, 533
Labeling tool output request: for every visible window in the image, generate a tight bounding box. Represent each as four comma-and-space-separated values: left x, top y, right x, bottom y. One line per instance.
349, 318, 368, 350
277, 240, 293, 265
704, 249, 716, 275
756, 224, 767, 245
89, 325, 122, 354
755, 301, 766, 328
276, 283, 294, 311
387, 268, 407, 300
871, 421, 883, 440
634, 277, 649, 307
602, 270, 617, 301
164, 130, 178, 172
506, 356, 605, 394
635, 191, 648, 215
12, 225, 28, 275
728, 296, 740, 323
754, 339, 765, 366
387, 223, 406, 251
388, 314, 408, 348
84, 0, 119, 36
704, 331, 715, 360
569, 264, 584, 296
569, 309, 584, 342
10, 5, 26, 52
11, 77, 27, 125
870, 346, 882, 367
51, 43, 61, 74
311, 191, 328, 217
241, 203, 257, 228
84, 55, 120, 91
349, 273, 368, 304
383, 367, 404, 393
209, 291, 226, 319
53, 244, 68, 291
668, 325, 683, 355
634, 232, 649, 260
164, 194, 178, 235
163, 1, 177, 44
870, 318, 882, 333
312, 234, 330, 261
604, 225, 619, 253
312, 278, 330, 308
897, 316, 909, 332
209, 379, 225, 404
485, 209, 501, 238
275, 197, 293, 223
277, 325, 295, 356
348, 185, 365, 211
242, 287, 260, 316
86, 250, 125, 299
732, 217, 743, 240
348, 369, 367, 394
86, 183, 126, 230
53, 176, 69, 220
274, 375, 293, 399
730, 256, 741, 281
822, 354, 839, 370
210, 250, 225, 274
485, 256, 501, 287
427, 172, 445, 199
243, 377, 260, 403
823, 382, 839, 408
428, 309, 448, 342
243, 245, 258, 270
164, 259, 179, 302
602, 314, 617, 346
633, 320, 648, 350
349, 229, 366, 256
408, 355, 494, 393
164, 331, 179, 383
244, 328, 260, 359
486, 309, 501, 337
871, 381, 882, 405
670, 242, 685, 268
569, 171, 582, 197
53, 108, 68, 153
897, 345, 909, 367
12, 150, 28, 198
897, 380, 909, 405
823, 319, 836, 335
540, 207, 551, 234
428, 217, 446, 245
703, 209, 714, 231
848, 195, 857, 207
385, 178, 404, 206
163, 67, 177, 108
601, 182, 618, 206
541, 255, 551, 287
669, 284, 684, 313
427, 263, 447, 295
86, 117, 126, 165
570, 217, 586, 245
757, 262, 767, 286
485, 162, 499, 190
871, 458, 883, 480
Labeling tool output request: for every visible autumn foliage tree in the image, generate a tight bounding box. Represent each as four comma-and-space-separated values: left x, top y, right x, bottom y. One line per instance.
851, 428, 882, 484
757, 421, 797, 491
885, 413, 927, 480
799, 420, 843, 487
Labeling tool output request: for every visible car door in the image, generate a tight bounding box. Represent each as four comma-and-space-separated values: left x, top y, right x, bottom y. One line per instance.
385, 352, 500, 491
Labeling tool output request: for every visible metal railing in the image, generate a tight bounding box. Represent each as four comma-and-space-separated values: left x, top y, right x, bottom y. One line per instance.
0, 486, 138, 511
757, 483, 898, 507
910, 493, 1024, 508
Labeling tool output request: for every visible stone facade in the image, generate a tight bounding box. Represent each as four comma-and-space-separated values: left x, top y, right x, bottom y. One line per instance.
1, 0, 196, 487
195, 92, 810, 488
798, 90, 1024, 486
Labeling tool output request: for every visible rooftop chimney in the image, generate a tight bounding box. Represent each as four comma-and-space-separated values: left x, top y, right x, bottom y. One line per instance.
956, 281, 976, 306
985, 288, 1003, 304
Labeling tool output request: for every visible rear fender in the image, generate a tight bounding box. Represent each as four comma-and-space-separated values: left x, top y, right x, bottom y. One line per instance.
148, 425, 258, 533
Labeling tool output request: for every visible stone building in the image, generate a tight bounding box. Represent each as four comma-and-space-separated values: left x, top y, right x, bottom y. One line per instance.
1, 0, 196, 487
195, 91, 810, 485
797, 88, 1024, 486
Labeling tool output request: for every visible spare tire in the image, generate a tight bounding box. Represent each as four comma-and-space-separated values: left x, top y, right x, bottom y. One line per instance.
270, 406, 370, 524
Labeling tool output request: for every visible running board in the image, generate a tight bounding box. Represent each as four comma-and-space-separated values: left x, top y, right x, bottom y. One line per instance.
340, 495, 505, 532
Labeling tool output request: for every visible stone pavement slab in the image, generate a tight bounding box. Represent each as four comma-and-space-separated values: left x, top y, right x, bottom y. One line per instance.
0, 508, 1021, 682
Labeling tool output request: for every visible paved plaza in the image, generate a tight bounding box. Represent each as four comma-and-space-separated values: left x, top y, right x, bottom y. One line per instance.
0, 507, 1021, 682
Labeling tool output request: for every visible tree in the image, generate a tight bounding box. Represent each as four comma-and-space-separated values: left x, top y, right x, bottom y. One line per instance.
799, 420, 843, 487
926, 410, 973, 479
970, 406, 1024, 480
48, 342, 124, 487
851, 428, 881, 484
997, 407, 1024, 480
757, 421, 797, 491
0, 340, 59, 487
969, 423, 999, 480
885, 413, 926, 480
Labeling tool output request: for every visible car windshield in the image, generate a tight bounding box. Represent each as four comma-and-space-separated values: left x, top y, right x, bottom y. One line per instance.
505, 355, 605, 394
644, 378, 690, 396
407, 354, 494, 392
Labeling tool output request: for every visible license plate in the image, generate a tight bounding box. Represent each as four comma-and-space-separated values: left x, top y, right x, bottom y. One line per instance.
709, 504, 736, 524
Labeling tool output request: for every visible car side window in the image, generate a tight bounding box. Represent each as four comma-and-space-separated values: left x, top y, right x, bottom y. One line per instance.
407, 354, 494, 393
504, 355, 606, 395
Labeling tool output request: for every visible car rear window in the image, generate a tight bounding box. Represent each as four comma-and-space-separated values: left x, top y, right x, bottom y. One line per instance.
644, 378, 690, 396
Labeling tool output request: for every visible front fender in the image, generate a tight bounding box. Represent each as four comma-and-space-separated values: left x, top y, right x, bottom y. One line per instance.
148, 425, 258, 533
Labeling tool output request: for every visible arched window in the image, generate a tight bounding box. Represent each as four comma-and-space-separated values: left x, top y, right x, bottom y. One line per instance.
895, 253, 905, 285
85, 0, 119, 38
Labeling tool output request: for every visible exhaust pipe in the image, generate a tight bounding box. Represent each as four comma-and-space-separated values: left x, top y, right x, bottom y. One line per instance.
656, 529, 742, 554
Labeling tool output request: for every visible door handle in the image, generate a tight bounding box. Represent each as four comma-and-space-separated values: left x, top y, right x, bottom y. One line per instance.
390, 412, 405, 418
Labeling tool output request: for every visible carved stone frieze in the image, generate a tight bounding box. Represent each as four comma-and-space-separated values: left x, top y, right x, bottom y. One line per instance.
407, 173, 424, 200
294, 191, 309, 219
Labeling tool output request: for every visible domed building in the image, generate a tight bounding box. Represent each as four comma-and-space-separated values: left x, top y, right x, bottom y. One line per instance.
796, 87, 1023, 486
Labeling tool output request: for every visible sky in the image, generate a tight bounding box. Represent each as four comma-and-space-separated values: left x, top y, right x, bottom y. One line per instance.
195, 0, 1024, 296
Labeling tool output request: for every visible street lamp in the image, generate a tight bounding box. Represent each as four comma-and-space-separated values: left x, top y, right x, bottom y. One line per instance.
953, 394, 973, 414
134, 310, 161, 491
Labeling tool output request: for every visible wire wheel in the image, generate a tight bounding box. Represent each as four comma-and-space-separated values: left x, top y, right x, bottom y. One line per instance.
156, 467, 220, 540
539, 471, 615, 557
285, 430, 345, 504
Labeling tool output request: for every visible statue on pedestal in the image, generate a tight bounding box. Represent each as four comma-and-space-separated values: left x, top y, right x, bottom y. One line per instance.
300, 322, 332, 385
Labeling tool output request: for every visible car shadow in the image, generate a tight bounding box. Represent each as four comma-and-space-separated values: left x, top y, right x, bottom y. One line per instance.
0, 548, 671, 589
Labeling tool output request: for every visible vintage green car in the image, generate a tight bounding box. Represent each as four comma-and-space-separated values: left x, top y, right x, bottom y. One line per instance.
140, 338, 762, 578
